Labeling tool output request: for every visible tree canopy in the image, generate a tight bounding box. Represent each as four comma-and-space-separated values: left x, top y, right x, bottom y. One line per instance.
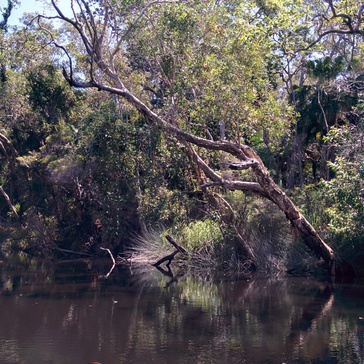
0, 0, 363, 276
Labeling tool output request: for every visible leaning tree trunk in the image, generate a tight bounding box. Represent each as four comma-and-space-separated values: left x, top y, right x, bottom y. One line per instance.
176, 132, 342, 275
43, 0, 353, 277
135, 92, 354, 275
86, 81, 349, 275
61, 55, 348, 276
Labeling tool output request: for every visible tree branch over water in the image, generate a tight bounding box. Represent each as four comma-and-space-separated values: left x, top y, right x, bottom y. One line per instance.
35, 0, 356, 276
100, 247, 116, 278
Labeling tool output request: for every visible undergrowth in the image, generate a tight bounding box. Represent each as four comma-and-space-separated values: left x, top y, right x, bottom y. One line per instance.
125, 197, 322, 278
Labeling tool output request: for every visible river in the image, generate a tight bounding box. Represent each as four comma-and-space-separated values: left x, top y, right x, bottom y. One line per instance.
0, 254, 364, 364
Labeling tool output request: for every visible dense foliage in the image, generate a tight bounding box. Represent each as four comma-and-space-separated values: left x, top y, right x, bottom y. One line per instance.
0, 0, 364, 273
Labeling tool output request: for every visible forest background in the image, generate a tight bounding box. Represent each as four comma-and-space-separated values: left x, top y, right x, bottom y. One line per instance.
0, 0, 364, 277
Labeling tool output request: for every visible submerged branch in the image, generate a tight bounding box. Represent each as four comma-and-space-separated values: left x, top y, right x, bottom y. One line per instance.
152, 250, 179, 268
152, 235, 188, 268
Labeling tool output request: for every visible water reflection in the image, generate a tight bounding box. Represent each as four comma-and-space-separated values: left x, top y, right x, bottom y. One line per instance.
1, 254, 364, 363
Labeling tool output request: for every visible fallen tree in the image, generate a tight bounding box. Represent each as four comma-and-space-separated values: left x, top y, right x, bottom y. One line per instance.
36, 0, 355, 276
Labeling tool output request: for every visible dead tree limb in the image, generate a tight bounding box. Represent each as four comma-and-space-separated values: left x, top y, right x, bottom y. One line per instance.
165, 235, 188, 255
152, 250, 180, 268
100, 247, 116, 278
152, 235, 189, 268
0, 185, 18, 219
42, 1, 354, 276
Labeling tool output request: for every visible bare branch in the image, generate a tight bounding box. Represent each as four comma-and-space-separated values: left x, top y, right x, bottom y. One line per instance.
44, 0, 345, 273
47, 0, 94, 58
165, 235, 188, 255
0, 141, 9, 160
200, 180, 266, 195
0, 185, 19, 219
70, 0, 80, 23
152, 235, 188, 268
0, 132, 18, 157
100, 247, 116, 278
99, 5, 109, 55
297, 28, 362, 52
295, 1, 364, 52
115, 0, 179, 53
50, 0, 77, 27
229, 160, 259, 170
326, 0, 336, 16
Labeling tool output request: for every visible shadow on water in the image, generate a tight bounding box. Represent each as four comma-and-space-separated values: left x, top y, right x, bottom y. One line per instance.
1, 253, 364, 363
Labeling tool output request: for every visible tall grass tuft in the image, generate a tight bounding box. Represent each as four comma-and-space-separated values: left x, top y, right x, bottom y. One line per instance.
125, 228, 170, 264
125, 196, 326, 277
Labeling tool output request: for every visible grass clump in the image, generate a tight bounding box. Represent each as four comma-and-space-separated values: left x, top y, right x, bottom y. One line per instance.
125, 193, 331, 278
179, 219, 224, 251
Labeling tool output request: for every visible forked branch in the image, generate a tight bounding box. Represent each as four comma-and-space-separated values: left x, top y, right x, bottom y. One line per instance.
152, 235, 188, 268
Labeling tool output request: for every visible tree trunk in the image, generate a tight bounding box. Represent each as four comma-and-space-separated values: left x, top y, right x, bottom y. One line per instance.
44, 1, 352, 277
61, 61, 350, 276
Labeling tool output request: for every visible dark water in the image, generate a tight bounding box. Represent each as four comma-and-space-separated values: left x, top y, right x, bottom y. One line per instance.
1, 255, 364, 364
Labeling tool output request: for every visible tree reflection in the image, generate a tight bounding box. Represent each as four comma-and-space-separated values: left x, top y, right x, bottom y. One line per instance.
1, 255, 364, 363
